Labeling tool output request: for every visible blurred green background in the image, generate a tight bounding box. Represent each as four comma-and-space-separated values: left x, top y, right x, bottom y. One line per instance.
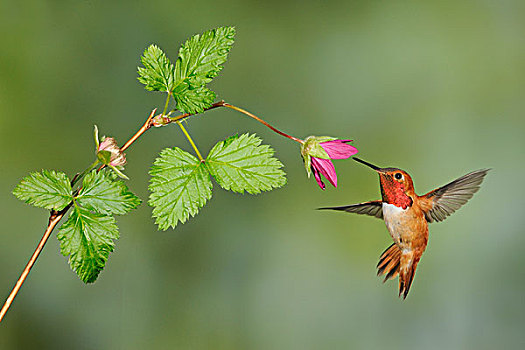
1, 0, 524, 349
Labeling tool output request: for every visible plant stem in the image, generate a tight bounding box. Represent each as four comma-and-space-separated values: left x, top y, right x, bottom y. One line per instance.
168, 101, 303, 144
221, 103, 303, 143
121, 108, 157, 152
0, 210, 66, 323
162, 93, 171, 115
168, 101, 226, 123
176, 121, 204, 161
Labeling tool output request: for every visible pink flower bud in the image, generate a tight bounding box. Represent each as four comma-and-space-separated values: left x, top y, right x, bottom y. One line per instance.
98, 137, 127, 167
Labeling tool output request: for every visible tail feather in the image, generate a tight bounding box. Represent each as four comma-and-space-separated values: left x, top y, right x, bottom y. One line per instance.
377, 243, 421, 299
398, 252, 421, 299
384, 261, 400, 282
377, 243, 401, 282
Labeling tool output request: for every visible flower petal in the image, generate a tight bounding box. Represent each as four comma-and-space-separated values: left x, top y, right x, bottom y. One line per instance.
311, 156, 337, 187
110, 152, 127, 167
311, 165, 326, 190
98, 138, 115, 152
320, 140, 358, 159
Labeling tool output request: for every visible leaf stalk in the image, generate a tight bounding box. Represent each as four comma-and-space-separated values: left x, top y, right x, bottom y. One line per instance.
176, 121, 204, 161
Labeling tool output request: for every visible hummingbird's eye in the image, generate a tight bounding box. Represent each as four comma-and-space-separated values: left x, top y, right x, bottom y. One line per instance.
394, 173, 403, 180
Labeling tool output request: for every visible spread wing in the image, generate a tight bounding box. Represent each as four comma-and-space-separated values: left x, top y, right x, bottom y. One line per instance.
420, 169, 489, 223
318, 200, 383, 219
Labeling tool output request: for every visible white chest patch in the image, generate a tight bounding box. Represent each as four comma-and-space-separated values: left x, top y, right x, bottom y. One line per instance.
382, 202, 407, 216
382, 203, 408, 242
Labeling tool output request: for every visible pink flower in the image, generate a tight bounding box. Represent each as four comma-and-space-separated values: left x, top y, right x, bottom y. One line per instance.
301, 137, 358, 190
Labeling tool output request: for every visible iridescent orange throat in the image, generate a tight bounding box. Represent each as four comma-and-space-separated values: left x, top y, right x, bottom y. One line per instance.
380, 175, 413, 209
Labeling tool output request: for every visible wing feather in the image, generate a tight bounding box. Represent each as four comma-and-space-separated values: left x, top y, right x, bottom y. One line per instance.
318, 200, 383, 219
421, 169, 489, 223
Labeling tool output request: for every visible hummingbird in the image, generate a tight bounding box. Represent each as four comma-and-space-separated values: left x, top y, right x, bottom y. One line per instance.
321, 157, 489, 299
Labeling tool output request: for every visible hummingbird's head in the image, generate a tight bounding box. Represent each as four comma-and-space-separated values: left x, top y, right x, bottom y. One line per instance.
353, 157, 414, 209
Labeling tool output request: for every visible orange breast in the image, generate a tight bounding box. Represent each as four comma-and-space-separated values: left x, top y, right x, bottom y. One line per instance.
382, 202, 428, 251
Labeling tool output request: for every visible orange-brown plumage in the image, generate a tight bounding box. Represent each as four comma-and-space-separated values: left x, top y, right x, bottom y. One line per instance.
320, 158, 489, 299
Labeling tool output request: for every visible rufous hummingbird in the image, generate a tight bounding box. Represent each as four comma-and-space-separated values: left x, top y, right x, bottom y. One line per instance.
321, 158, 489, 299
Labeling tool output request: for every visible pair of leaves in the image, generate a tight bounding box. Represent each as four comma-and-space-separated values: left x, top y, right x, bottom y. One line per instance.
13, 169, 141, 283
149, 133, 286, 230
137, 26, 235, 114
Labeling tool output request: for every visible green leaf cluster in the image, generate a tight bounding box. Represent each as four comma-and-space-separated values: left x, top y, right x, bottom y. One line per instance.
149, 133, 286, 230
137, 26, 235, 114
13, 169, 141, 283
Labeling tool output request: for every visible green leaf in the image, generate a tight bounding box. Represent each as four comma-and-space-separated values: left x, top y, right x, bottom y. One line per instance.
57, 206, 119, 283
172, 85, 216, 115
76, 169, 141, 215
13, 170, 73, 210
206, 133, 286, 194
149, 148, 213, 230
174, 26, 235, 87
172, 26, 235, 114
137, 44, 175, 92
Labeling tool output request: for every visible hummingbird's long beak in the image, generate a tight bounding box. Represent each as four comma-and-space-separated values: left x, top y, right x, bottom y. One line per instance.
353, 157, 383, 172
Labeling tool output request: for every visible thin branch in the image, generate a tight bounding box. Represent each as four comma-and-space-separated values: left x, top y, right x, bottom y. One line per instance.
221, 103, 303, 143
121, 108, 157, 152
168, 100, 227, 124
0, 210, 66, 322
168, 101, 303, 143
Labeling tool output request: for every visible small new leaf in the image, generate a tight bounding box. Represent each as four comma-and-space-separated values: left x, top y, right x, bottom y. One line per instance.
149, 148, 213, 230
206, 133, 286, 194
138, 44, 175, 92
76, 169, 141, 215
13, 170, 73, 210
57, 206, 119, 283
